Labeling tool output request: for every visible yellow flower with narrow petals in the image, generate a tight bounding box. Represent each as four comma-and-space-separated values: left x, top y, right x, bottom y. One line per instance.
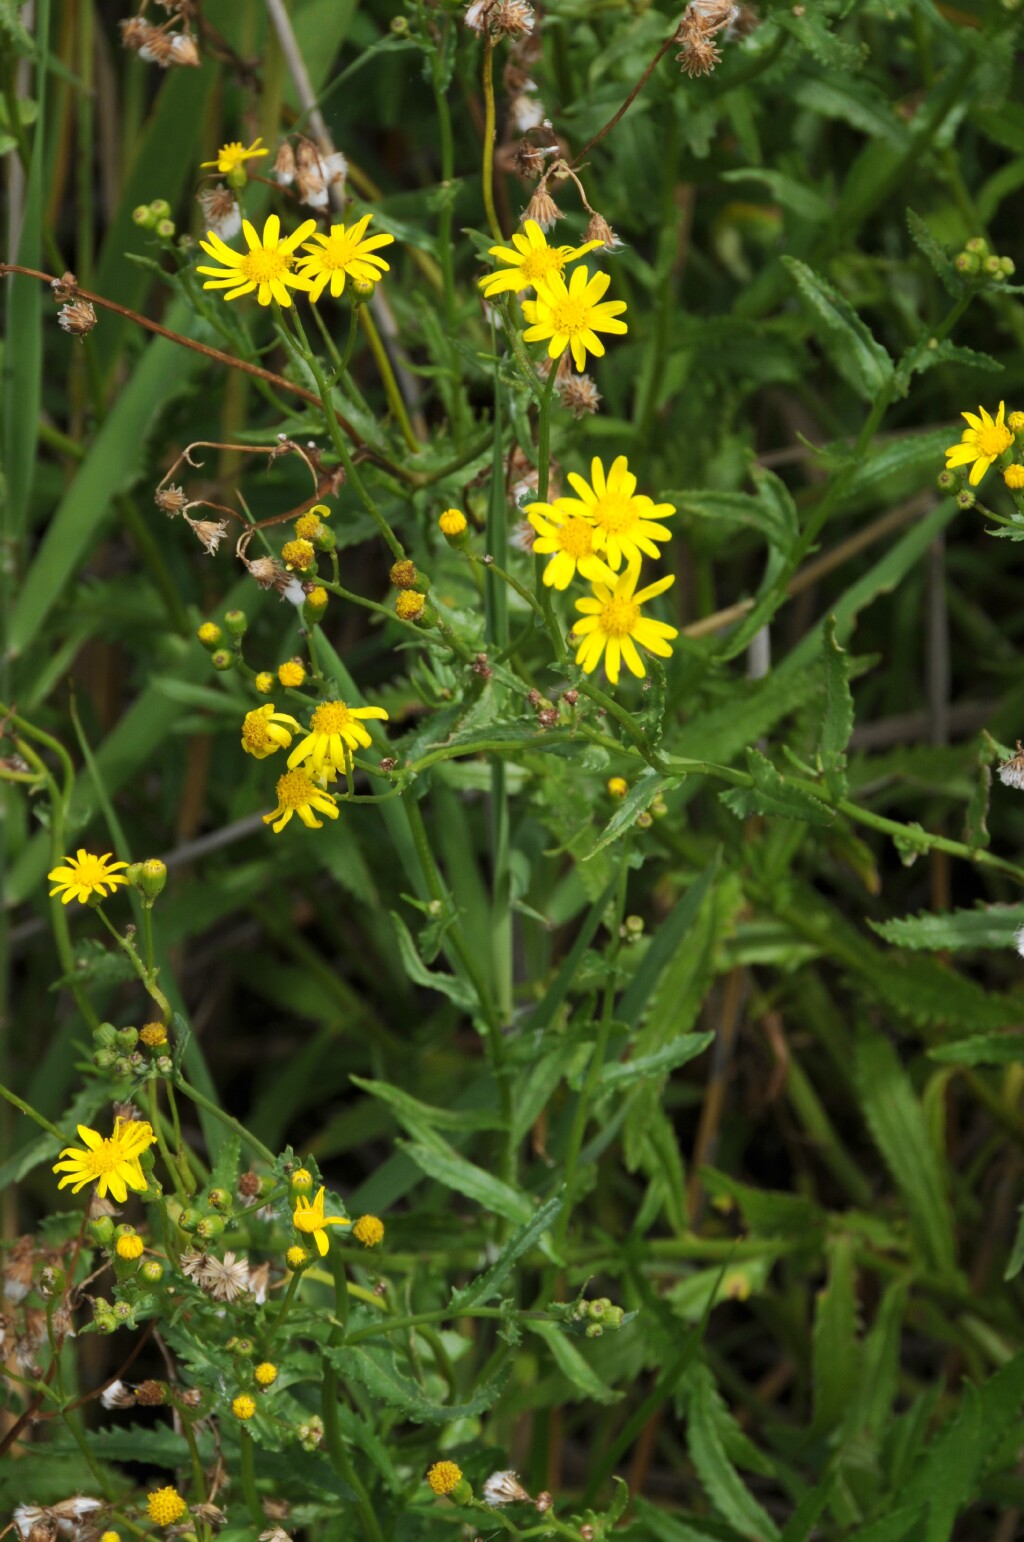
522, 265, 627, 373
549, 455, 675, 571
292, 1185, 351, 1257
48, 850, 129, 905
296, 214, 395, 302
524, 502, 599, 589
147, 1488, 187, 1527
287, 700, 389, 777
944, 401, 1015, 486
200, 138, 269, 176
573, 560, 677, 686
479, 219, 602, 298
53, 1118, 156, 1204
197, 214, 317, 308
353, 1214, 384, 1247
263, 771, 339, 834
241, 704, 301, 761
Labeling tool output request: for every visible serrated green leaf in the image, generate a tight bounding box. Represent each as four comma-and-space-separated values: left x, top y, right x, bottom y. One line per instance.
450, 1193, 564, 1310
811, 1236, 858, 1435
599, 1031, 713, 1087
906, 208, 961, 295
870, 905, 1024, 951
526, 1318, 621, 1404
783, 257, 893, 401
928, 1033, 1024, 1067
820, 618, 854, 798
686, 1364, 780, 1540
389, 910, 476, 1011
721, 747, 834, 826
332, 1343, 506, 1422
400, 1138, 535, 1225
584, 768, 673, 859
351, 1075, 505, 1135
700, 1168, 825, 1237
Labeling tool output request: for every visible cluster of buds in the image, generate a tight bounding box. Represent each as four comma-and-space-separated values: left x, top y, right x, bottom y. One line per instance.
675, 0, 741, 78
297, 1413, 325, 1451
119, 14, 199, 68
526, 687, 575, 732
91, 1019, 171, 1079
274, 138, 347, 211
557, 1292, 628, 1336
50, 271, 97, 340
132, 196, 176, 241
954, 235, 1015, 283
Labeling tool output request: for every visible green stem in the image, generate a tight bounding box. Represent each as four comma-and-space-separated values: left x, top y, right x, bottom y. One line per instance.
0, 1082, 68, 1141
94, 905, 173, 1022
238, 1427, 264, 1526
359, 306, 420, 453
532, 365, 564, 657
323, 1251, 387, 1542
267, 1269, 303, 1346
481, 38, 503, 241
172, 1076, 276, 1165
147, 1080, 188, 1203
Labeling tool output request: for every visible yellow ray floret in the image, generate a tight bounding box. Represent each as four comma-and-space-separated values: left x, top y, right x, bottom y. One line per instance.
944, 400, 1015, 487
263, 770, 340, 833
292, 1185, 351, 1256
53, 1117, 156, 1203
200, 138, 269, 176
287, 700, 389, 777
295, 215, 395, 302
197, 214, 318, 308
573, 560, 677, 686
524, 501, 600, 589
47, 849, 130, 905
552, 455, 675, 571
241, 704, 302, 760
479, 219, 603, 298
521, 265, 627, 373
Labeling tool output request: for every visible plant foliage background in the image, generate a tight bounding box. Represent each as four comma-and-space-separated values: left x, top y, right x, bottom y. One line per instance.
4, 0, 1024, 1538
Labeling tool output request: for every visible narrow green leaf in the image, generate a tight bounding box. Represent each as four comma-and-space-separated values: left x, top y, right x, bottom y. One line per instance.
819, 618, 854, 799
721, 747, 833, 826
598, 1031, 714, 1087
782, 257, 893, 401
450, 1194, 564, 1310
400, 1138, 535, 1225
686, 1365, 780, 1541
389, 911, 476, 1011
811, 1236, 858, 1435
525, 1319, 621, 1405
351, 1075, 504, 1134
928, 1033, 1024, 1067
329, 1345, 505, 1423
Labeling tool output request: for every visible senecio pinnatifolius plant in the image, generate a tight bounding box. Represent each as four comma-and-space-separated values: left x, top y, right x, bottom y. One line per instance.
8, 0, 1024, 1537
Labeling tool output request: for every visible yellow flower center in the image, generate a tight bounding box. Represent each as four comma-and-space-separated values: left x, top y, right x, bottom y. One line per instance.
72, 854, 117, 888
313, 232, 363, 271
293, 1206, 321, 1234
550, 295, 589, 335
86, 1139, 129, 1176
310, 701, 353, 734
557, 518, 594, 558
238, 247, 293, 285
242, 714, 273, 752
274, 771, 318, 810
975, 421, 1013, 458
520, 247, 564, 282
591, 493, 637, 534
599, 597, 640, 638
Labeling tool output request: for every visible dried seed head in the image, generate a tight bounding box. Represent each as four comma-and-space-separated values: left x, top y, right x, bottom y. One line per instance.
558, 373, 602, 419
522, 185, 562, 230
294, 142, 346, 210
168, 30, 200, 65
274, 141, 297, 185
676, 28, 722, 75
584, 211, 622, 250
50, 271, 79, 302
511, 139, 546, 179
198, 184, 241, 242
155, 483, 190, 517
509, 518, 537, 553
4, 1237, 36, 1302
199, 1251, 251, 1302
137, 26, 177, 65
176, 1385, 203, 1408
238, 1171, 261, 1198
101, 1378, 137, 1409
186, 516, 229, 555
998, 741, 1024, 790
689, 0, 740, 25
191, 1503, 229, 1527
136, 1378, 169, 1406
537, 706, 559, 729
482, 1471, 532, 1507
119, 15, 151, 50
244, 556, 291, 593
535, 1492, 553, 1514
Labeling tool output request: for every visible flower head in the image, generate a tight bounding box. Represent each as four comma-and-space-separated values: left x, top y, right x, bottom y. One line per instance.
53, 1118, 156, 1204
524, 502, 599, 589
483, 1471, 531, 1506
426, 1460, 463, 1496
522, 265, 627, 373
1005, 464, 1024, 490
255, 1361, 278, 1385
944, 401, 1015, 486
200, 138, 269, 175
552, 455, 675, 571
48, 850, 129, 905
396, 590, 427, 621
479, 219, 602, 299
278, 660, 306, 688
573, 560, 677, 685
439, 508, 468, 536
140, 1022, 167, 1047
241, 704, 302, 761
296, 215, 395, 302
281, 537, 316, 571
197, 214, 317, 308
115, 1233, 144, 1261
232, 1393, 257, 1420
198, 1251, 251, 1303
286, 1245, 309, 1270
353, 1214, 384, 1247
197, 185, 241, 243
255, 671, 275, 695
292, 1186, 351, 1257
287, 700, 389, 777
263, 771, 339, 834
607, 776, 628, 798
147, 1488, 187, 1527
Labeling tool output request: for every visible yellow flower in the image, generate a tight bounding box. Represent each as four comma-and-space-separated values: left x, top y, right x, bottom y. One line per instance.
48, 850, 129, 905
254, 671, 275, 695
607, 776, 628, 798
278, 660, 306, 688
286, 1245, 309, 1270
292, 1185, 351, 1257
438, 508, 468, 536
200, 137, 269, 175
232, 1393, 256, 1420
479, 219, 603, 298
241, 704, 302, 760
1005, 464, 1024, 490
147, 1488, 187, 1527
255, 1362, 278, 1385
294, 513, 324, 541
115, 1233, 144, 1261
53, 1118, 156, 1204
396, 590, 426, 621
101, 1532, 121, 1541
522, 266, 627, 373
140, 1022, 167, 1047
263, 770, 340, 834
426, 1460, 463, 1496
291, 1167, 313, 1191
353, 1214, 384, 1247
296, 214, 395, 302
1009, 412, 1024, 433
197, 621, 221, 647
573, 560, 677, 685
287, 700, 389, 776
197, 214, 317, 308
282, 537, 316, 571
552, 455, 675, 571
524, 502, 599, 589
944, 401, 1015, 486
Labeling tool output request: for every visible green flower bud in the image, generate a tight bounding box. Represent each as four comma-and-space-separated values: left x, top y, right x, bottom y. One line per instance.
206, 1188, 232, 1211
129, 858, 167, 903
115, 1027, 139, 1052
210, 649, 234, 672
195, 1214, 225, 1241
113, 1056, 133, 1078
93, 1048, 117, 1070
93, 1022, 118, 1048
89, 1216, 115, 1245
133, 204, 157, 229
585, 1322, 604, 1338
936, 469, 956, 491
155, 218, 175, 240
178, 1209, 203, 1234
224, 609, 248, 638
141, 1259, 165, 1284
965, 236, 989, 256
1000, 256, 1016, 277
149, 198, 171, 221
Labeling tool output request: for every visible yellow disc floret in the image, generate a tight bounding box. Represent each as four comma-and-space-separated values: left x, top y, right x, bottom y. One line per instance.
286, 1245, 309, 1270
353, 1214, 385, 1248
147, 1488, 187, 1527
282, 538, 316, 571
395, 590, 426, 621
115, 1233, 145, 1261
438, 508, 468, 536
427, 1460, 463, 1496
287, 700, 389, 777
1005, 464, 1024, 489
232, 1393, 257, 1420
254, 671, 274, 695
255, 1362, 278, 1386
278, 660, 307, 688
241, 704, 302, 760
140, 1022, 167, 1047
197, 622, 222, 646
607, 777, 628, 798
294, 513, 324, 541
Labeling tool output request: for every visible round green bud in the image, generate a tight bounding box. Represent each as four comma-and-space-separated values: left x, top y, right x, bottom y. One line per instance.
585, 1322, 604, 1338
1000, 256, 1016, 277
602, 1305, 625, 1328
94, 1021, 118, 1048
635, 811, 653, 830
936, 469, 956, 491
195, 1214, 225, 1241
113, 1301, 132, 1321
113, 1056, 133, 1078
965, 236, 989, 256
155, 1055, 173, 1075
231, 1337, 254, 1356
390, 13, 409, 31
955, 251, 979, 274
155, 219, 175, 240
114, 1223, 136, 1241
197, 622, 223, 649
95, 1313, 117, 1334
206, 1187, 232, 1211
93, 1047, 117, 1070
224, 609, 248, 638
89, 1216, 115, 1245
141, 1260, 165, 1284
956, 488, 976, 509
133, 204, 157, 228
149, 198, 171, 221
984, 255, 1005, 278
210, 649, 234, 672
129, 858, 167, 903
115, 1027, 138, 1052
178, 1209, 203, 1234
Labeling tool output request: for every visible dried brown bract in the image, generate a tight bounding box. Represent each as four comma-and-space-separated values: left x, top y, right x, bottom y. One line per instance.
155, 484, 190, 517
558, 373, 602, 418
185, 515, 229, 555
522, 185, 562, 230
57, 299, 98, 338
998, 740, 1024, 789
198, 185, 241, 243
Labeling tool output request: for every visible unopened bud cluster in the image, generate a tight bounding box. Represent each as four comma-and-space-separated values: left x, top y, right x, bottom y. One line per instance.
954, 236, 1015, 281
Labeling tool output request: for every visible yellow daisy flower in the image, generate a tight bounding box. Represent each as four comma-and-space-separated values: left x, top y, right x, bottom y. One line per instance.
147, 1489, 187, 1527
240, 704, 302, 761
295, 214, 395, 302
53, 1118, 156, 1204
524, 502, 600, 589
197, 214, 318, 308
944, 401, 1015, 486
478, 219, 603, 298
522, 265, 627, 373
287, 700, 389, 777
263, 770, 340, 833
199, 138, 269, 176
573, 560, 677, 685
47, 849, 130, 905
292, 1185, 351, 1256
554, 455, 675, 570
